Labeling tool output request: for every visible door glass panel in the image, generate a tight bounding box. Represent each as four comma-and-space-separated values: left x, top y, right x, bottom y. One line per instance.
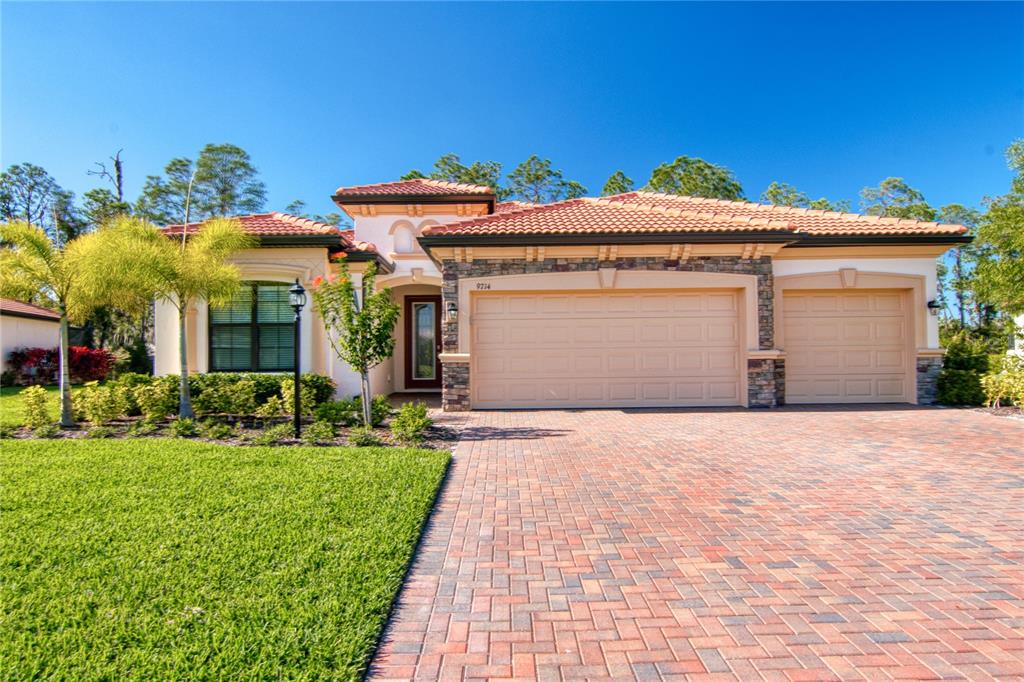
412, 302, 436, 380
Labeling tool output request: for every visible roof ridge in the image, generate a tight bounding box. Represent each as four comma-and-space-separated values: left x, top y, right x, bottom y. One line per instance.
334, 177, 494, 195
270, 212, 342, 234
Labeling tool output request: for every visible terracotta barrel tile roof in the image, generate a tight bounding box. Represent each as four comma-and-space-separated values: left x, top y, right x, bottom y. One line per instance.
333, 178, 494, 197
606, 192, 969, 236
162, 212, 343, 237
422, 197, 797, 237
0, 298, 60, 320
494, 200, 540, 213
421, 191, 969, 239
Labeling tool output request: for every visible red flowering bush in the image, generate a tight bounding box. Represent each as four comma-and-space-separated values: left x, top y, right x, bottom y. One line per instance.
5, 346, 114, 384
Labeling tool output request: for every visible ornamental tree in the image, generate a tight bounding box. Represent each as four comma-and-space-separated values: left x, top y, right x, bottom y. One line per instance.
78, 215, 255, 418
312, 263, 400, 426
0, 221, 101, 426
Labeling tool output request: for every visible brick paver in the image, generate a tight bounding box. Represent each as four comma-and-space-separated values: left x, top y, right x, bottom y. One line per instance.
371, 407, 1024, 680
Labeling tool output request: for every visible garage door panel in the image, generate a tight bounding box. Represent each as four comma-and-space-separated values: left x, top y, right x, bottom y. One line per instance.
784, 290, 910, 404
473, 290, 742, 408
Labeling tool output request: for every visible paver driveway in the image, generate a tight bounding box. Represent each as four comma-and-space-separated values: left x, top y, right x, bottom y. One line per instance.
371, 407, 1024, 681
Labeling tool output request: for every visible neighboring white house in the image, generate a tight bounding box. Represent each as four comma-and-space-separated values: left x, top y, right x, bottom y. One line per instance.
0, 298, 60, 374
152, 179, 971, 410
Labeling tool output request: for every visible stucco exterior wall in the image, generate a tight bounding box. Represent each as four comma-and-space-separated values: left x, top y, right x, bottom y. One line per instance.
350, 214, 451, 280
1, 315, 60, 372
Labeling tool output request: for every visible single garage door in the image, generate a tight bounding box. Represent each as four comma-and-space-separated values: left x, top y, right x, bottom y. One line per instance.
783, 290, 911, 403
471, 290, 742, 408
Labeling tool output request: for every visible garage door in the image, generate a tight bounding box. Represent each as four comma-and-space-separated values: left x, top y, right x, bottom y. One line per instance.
783, 290, 911, 403
471, 290, 742, 408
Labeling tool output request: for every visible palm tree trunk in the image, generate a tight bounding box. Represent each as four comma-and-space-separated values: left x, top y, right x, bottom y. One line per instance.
178, 304, 194, 418
58, 308, 75, 427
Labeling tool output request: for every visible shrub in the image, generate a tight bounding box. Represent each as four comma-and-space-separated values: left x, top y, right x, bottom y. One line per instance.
255, 396, 284, 419
981, 355, 1024, 407
32, 423, 61, 439
371, 395, 393, 427
169, 417, 197, 438
302, 420, 336, 446
315, 398, 360, 426
79, 383, 129, 425
937, 333, 991, 406
21, 386, 52, 429
390, 401, 432, 445
134, 378, 177, 422
0, 425, 14, 439
348, 425, 380, 447
8, 346, 119, 385
252, 422, 293, 446
109, 372, 154, 415
199, 419, 238, 441
300, 373, 336, 406
280, 379, 317, 417
126, 420, 159, 437
86, 426, 115, 439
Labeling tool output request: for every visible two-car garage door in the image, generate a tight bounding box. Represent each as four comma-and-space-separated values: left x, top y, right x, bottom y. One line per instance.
472, 291, 742, 408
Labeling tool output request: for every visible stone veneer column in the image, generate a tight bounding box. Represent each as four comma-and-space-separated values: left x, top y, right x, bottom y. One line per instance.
916, 355, 942, 405
438, 256, 781, 411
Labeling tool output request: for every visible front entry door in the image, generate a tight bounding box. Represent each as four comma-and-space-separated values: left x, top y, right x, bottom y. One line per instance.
405, 295, 442, 389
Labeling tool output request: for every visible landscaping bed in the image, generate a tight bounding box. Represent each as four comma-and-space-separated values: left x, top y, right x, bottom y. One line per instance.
1, 439, 450, 680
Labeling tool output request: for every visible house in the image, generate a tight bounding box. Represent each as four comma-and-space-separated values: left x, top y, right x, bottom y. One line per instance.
1, 299, 61, 375
153, 179, 970, 410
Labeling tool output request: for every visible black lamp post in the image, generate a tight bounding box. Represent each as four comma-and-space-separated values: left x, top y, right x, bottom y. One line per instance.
289, 279, 307, 439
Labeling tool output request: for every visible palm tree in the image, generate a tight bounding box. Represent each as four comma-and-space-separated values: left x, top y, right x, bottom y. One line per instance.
82, 215, 255, 417
0, 221, 98, 426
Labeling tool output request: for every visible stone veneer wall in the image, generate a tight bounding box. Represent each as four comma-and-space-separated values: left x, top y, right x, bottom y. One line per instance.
916, 356, 942, 405
748, 359, 786, 408
440, 256, 779, 411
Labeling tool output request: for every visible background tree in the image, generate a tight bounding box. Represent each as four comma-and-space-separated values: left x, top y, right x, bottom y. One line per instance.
602, 170, 634, 196
507, 155, 587, 203
82, 188, 131, 228
87, 150, 126, 204
403, 153, 505, 196
81, 215, 255, 417
645, 156, 743, 200
285, 199, 347, 228
135, 144, 266, 224
0, 163, 59, 226
135, 157, 196, 225
974, 140, 1024, 316
762, 181, 850, 211
936, 204, 982, 326
859, 177, 936, 221
0, 221, 101, 426
312, 263, 400, 426
192, 143, 267, 217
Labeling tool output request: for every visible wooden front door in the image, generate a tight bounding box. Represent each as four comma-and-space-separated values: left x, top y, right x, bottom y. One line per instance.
404, 295, 442, 389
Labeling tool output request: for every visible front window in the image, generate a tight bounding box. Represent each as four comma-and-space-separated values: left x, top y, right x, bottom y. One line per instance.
209, 282, 294, 371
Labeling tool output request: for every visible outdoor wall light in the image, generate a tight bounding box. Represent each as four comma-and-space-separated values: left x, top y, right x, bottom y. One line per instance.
445, 300, 458, 324
927, 299, 941, 316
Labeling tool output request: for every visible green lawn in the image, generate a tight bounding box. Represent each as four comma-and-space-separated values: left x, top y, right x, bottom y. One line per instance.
0, 385, 68, 428
1, 439, 450, 680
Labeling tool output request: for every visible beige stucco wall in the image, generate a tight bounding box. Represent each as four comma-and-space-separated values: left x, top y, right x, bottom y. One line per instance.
1, 315, 60, 372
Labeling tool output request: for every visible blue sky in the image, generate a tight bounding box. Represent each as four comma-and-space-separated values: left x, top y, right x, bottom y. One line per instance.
3, 2, 1022, 219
